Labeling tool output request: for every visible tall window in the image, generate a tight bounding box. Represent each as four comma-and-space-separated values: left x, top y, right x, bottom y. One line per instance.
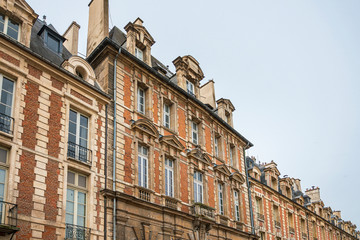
256, 197, 263, 214
214, 137, 219, 157
186, 80, 194, 95
68, 110, 89, 162
66, 171, 87, 227
0, 13, 19, 40
273, 205, 280, 223
191, 121, 198, 145
47, 33, 61, 53
234, 190, 240, 221
163, 103, 170, 129
135, 47, 144, 61
313, 222, 317, 239
138, 145, 148, 188
193, 171, 203, 203
137, 87, 145, 114
0, 75, 14, 134
165, 158, 174, 197
218, 183, 224, 215
0, 148, 7, 203
229, 146, 234, 166
301, 219, 306, 233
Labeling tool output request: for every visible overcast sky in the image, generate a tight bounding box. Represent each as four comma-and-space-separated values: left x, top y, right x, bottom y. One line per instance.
27, 0, 360, 226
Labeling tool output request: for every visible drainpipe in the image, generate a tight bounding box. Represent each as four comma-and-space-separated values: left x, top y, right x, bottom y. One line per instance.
243, 143, 255, 235
104, 104, 108, 240
113, 47, 122, 240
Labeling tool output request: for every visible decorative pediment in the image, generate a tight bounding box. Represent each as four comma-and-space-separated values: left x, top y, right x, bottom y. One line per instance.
230, 171, 246, 184
131, 119, 159, 138
213, 164, 231, 177
124, 17, 155, 47
159, 135, 184, 151
187, 146, 212, 166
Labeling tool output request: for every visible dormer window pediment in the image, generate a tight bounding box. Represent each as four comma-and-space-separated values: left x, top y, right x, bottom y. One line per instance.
159, 135, 184, 152
213, 164, 231, 177
187, 146, 212, 166
131, 118, 159, 138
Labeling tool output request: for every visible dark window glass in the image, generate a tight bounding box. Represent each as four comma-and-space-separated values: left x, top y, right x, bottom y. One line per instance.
47, 34, 60, 53
7, 19, 19, 40
0, 14, 4, 32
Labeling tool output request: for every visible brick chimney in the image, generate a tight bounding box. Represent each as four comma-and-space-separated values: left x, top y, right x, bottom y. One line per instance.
333, 210, 342, 219
200, 80, 216, 109
305, 187, 321, 203
63, 21, 80, 55
86, 0, 109, 57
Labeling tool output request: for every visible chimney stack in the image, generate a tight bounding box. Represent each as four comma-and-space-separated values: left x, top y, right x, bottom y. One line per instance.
63, 21, 80, 55
87, 0, 109, 57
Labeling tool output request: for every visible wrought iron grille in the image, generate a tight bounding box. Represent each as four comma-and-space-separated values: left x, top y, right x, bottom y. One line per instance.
0, 201, 17, 227
67, 142, 92, 164
65, 224, 91, 240
0, 113, 13, 135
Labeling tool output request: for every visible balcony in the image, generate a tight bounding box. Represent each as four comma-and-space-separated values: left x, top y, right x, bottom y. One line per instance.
138, 188, 151, 202
289, 226, 295, 234
0, 113, 13, 135
164, 197, 178, 210
274, 220, 281, 228
302, 232, 308, 239
0, 201, 19, 234
65, 224, 91, 240
191, 203, 215, 220
257, 212, 265, 222
67, 142, 92, 165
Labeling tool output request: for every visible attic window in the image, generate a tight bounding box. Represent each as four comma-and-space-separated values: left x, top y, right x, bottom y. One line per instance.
75, 67, 87, 80
135, 47, 143, 61
47, 33, 60, 53
0, 13, 20, 40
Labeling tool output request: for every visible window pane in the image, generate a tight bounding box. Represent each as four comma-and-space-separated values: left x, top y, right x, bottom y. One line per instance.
47, 34, 60, 53
80, 115, 88, 128
80, 126, 88, 140
0, 14, 4, 32
0, 149, 7, 163
65, 213, 74, 224
67, 172, 75, 185
78, 175, 86, 188
77, 216, 85, 227
69, 110, 77, 122
78, 192, 86, 204
1, 91, 13, 107
2, 78, 14, 93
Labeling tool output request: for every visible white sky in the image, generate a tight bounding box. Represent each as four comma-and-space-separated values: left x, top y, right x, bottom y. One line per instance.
27, 0, 360, 226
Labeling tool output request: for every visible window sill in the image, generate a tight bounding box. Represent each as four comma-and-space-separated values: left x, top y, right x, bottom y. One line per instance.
0, 130, 13, 139
67, 157, 92, 169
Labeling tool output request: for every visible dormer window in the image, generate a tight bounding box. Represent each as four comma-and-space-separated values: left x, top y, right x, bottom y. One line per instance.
0, 13, 20, 40
38, 24, 65, 55
186, 80, 194, 95
135, 47, 144, 61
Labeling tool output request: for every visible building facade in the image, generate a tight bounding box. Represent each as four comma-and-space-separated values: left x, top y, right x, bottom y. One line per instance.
0, 0, 358, 240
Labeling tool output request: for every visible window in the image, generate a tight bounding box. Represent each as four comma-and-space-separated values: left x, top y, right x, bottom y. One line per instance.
193, 171, 203, 203
68, 110, 89, 163
218, 183, 224, 215
163, 103, 170, 129
137, 87, 145, 114
0, 75, 14, 134
271, 177, 277, 190
191, 121, 198, 145
0, 13, 19, 40
165, 158, 174, 197
256, 197, 263, 214
66, 171, 87, 227
260, 232, 266, 240
214, 137, 219, 157
273, 205, 280, 222
135, 47, 144, 61
186, 80, 194, 95
138, 145, 148, 188
0, 148, 7, 201
234, 190, 240, 221
229, 145, 235, 166
47, 33, 60, 53
301, 219, 306, 233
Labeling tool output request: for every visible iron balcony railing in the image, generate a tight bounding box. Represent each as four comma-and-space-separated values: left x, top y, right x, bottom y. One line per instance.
0, 201, 18, 228
274, 220, 281, 228
302, 232, 308, 239
257, 212, 265, 221
67, 142, 92, 164
0, 113, 14, 135
65, 223, 91, 240
289, 226, 295, 234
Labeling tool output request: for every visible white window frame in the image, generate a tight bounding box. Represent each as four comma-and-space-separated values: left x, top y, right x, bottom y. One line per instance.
0, 75, 15, 117
68, 110, 89, 147
214, 137, 219, 157
66, 171, 87, 227
0, 14, 20, 41
186, 80, 194, 95
218, 183, 224, 215
165, 158, 174, 197
229, 146, 234, 166
0, 148, 8, 204
137, 87, 145, 114
193, 171, 203, 203
163, 103, 170, 129
191, 121, 198, 145
135, 47, 144, 61
138, 145, 148, 188
234, 190, 240, 221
